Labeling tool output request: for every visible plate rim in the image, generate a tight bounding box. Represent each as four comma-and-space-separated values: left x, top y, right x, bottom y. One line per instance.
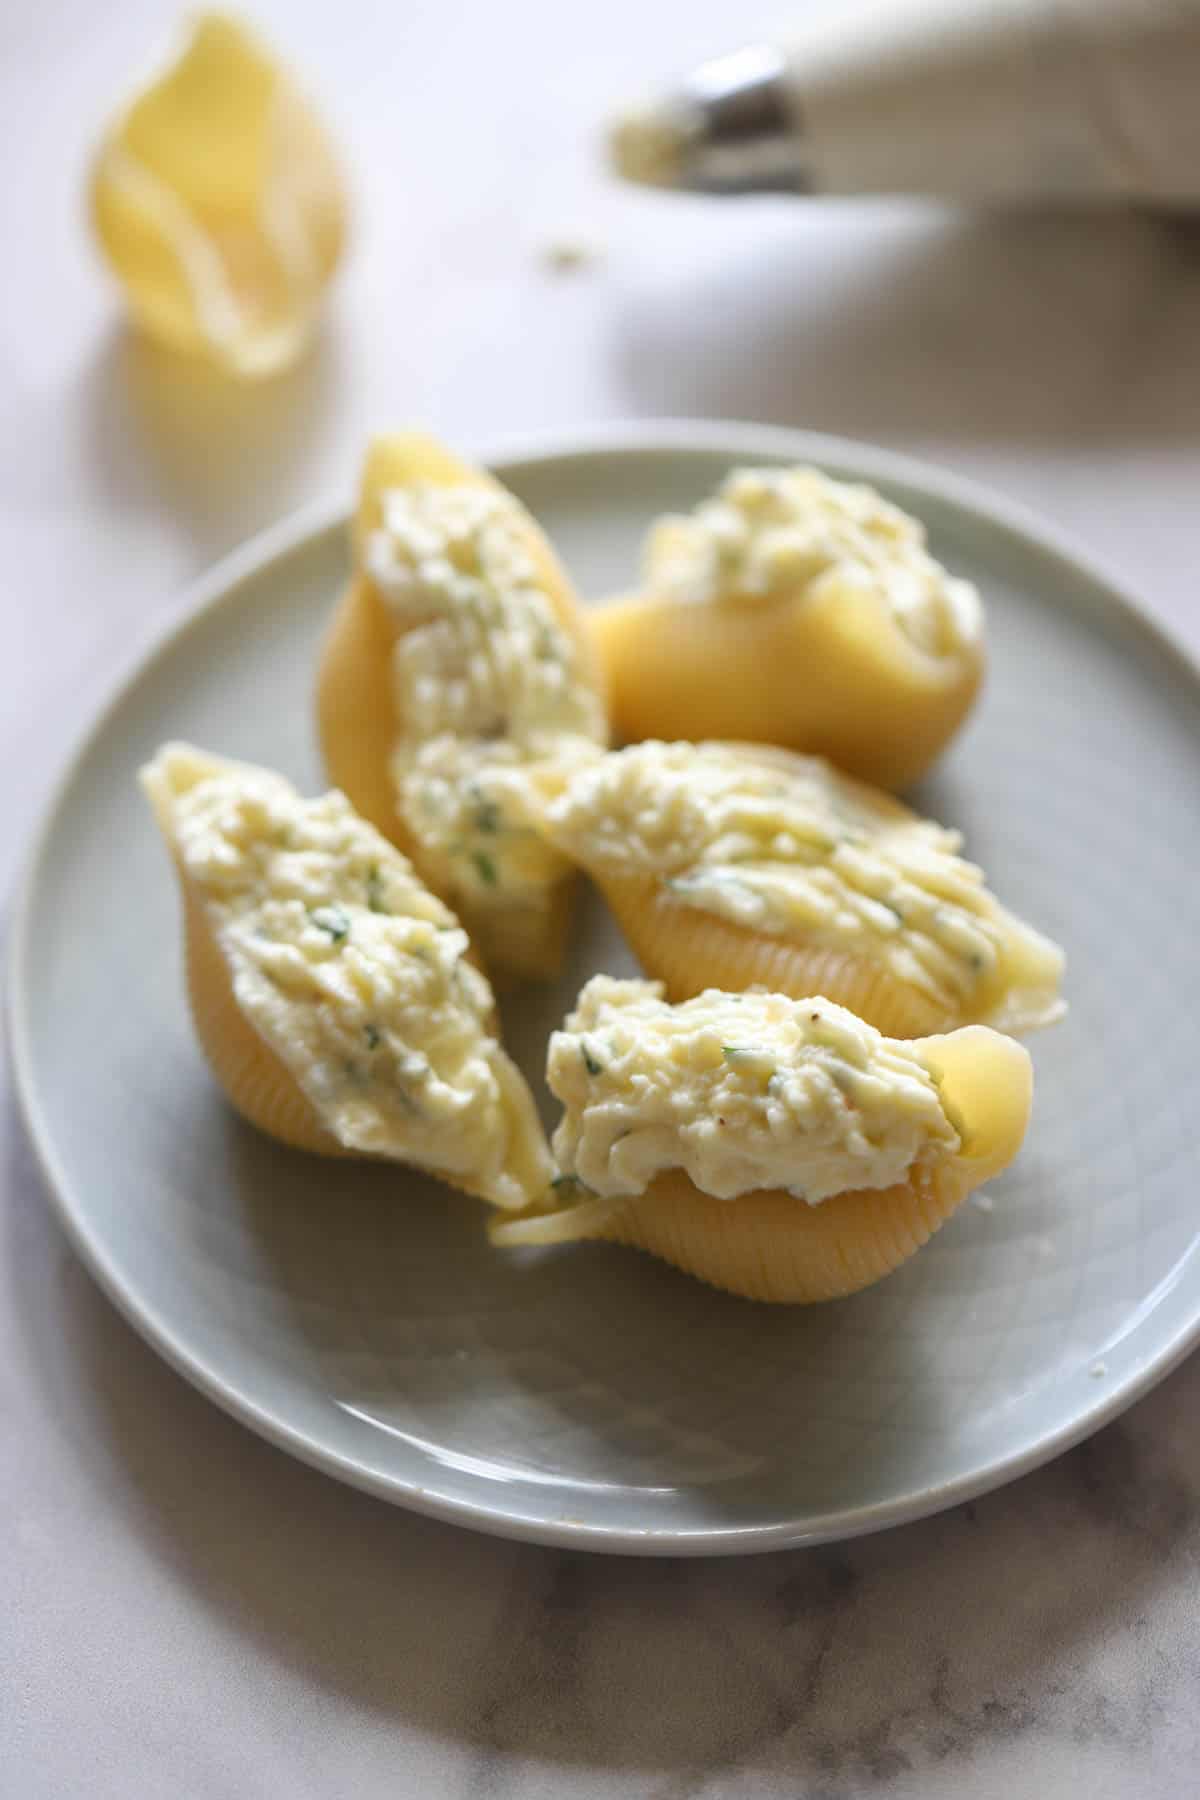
10, 417, 1200, 1556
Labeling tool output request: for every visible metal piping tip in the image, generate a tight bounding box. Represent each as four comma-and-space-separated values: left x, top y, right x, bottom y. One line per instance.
609, 45, 809, 194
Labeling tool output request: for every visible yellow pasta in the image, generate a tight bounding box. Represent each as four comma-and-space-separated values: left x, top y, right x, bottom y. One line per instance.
142, 743, 552, 1211
591, 465, 984, 791
90, 12, 346, 377
538, 741, 1064, 1037
316, 432, 608, 980
492, 979, 1032, 1304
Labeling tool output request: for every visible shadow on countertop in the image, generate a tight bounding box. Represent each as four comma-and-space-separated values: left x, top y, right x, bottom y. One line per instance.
76, 319, 345, 560
7, 1100, 1198, 1797
72, 208, 1200, 589
611, 207, 1200, 451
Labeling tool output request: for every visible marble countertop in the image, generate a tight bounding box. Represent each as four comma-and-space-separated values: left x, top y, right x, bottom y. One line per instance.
5, 2, 1200, 1793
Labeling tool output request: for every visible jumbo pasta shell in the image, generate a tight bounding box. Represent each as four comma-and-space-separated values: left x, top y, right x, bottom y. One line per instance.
351, 437, 598, 641
589, 465, 985, 791
493, 1024, 1032, 1305
179, 869, 500, 1162
593, 871, 954, 1037
90, 12, 346, 377
537, 741, 1064, 1036
142, 743, 553, 1207
315, 432, 607, 979
599, 1162, 976, 1305
591, 584, 983, 792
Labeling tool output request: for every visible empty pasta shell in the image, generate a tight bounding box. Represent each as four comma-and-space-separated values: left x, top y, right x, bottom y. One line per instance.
90, 12, 346, 376
493, 1024, 1032, 1304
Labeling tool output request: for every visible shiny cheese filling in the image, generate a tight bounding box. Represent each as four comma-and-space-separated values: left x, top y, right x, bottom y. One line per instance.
547, 742, 1064, 1031
548, 978, 960, 1205
644, 466, 981, 658
365, 482, 605, 902
158, 749, 537, 1205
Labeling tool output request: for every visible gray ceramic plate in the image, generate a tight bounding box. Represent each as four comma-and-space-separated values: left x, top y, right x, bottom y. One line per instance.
11, 424, 1200, 1555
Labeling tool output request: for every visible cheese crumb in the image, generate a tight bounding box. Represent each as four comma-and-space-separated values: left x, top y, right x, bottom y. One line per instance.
539, 237, 602, 273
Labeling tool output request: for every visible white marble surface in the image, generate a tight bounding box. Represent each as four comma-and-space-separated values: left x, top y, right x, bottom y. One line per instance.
5, 1, 1200, 1793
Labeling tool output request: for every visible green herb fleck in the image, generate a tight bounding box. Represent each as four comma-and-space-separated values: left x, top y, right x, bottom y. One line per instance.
551, 1173, 595, 1196
472, 850, 498, 887
365, 1024, 382, 1050
581, 1043, 604, 1077
366, 866, 388, 913
311, 906, 350, 943
468, 787, 503, 834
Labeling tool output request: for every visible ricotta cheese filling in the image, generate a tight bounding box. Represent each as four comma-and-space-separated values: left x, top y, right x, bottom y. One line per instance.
547, 742, 1064, 1029
547, 977, 960, 1205
644, 466, 981, 659
365, 482, 605, 904
153, 747, 542, 1205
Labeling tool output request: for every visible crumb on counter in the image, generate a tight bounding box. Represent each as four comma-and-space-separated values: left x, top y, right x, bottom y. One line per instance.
538, 237, 603, 274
